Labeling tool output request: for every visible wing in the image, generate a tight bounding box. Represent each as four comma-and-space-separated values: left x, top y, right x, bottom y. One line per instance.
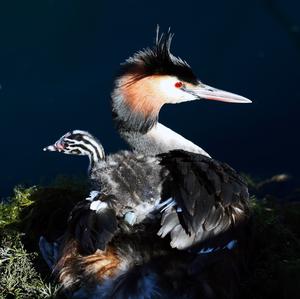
157, 150, 250, 250
67, 194, 118, 254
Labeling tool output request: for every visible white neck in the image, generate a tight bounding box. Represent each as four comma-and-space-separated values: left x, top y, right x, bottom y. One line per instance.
120, 122, 211, 157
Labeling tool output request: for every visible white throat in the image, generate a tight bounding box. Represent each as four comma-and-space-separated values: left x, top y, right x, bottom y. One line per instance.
121, 122, 211, 157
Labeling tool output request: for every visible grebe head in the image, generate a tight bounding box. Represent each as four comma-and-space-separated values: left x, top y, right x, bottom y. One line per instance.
43, 130, 105, 161
112, 28, 251, 133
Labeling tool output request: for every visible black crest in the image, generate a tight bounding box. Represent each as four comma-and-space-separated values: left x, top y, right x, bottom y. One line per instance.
120, 27, 198, 84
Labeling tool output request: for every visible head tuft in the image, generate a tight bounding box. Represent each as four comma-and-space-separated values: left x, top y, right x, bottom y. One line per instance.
119, 27, 198, 84
111, 28, 199, 133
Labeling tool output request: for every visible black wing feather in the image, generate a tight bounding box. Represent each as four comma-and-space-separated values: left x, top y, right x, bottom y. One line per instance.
158, 150, 249, 250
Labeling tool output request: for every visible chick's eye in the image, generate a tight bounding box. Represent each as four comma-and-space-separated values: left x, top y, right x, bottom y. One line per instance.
175, 81, 183, 88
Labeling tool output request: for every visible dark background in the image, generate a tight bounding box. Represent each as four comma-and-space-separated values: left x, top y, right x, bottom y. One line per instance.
0, 0, 299, 196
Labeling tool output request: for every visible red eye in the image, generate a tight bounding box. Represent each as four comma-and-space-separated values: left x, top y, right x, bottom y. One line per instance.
175, 81, 183, 88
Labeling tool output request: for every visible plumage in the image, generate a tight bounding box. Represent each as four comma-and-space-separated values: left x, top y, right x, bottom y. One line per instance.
44, 131, 167, 257
45, 131, 249, 254
119, 28, 198, 85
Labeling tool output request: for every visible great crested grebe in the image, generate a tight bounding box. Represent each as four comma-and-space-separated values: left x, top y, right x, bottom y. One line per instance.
41, 28, 252, 298
111, 28, 251, 157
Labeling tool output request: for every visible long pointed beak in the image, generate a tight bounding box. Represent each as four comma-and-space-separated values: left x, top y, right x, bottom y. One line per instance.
188, 83, 252, 104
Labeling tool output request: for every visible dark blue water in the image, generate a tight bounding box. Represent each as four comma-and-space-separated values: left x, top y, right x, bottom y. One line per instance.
0, 0, 299, 196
